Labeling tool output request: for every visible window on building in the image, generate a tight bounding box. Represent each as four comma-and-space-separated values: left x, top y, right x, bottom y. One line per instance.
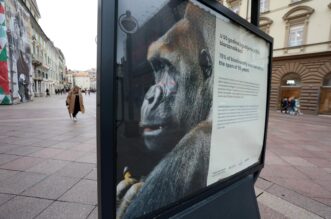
259, 17, 273, 34
232, 4, 240, 14
283, 6, 314, 51
323, 74, 331, 86
227, 0, 241, 14
288, 24, 304, 47
281, 73, 301, 86
260, 0, 269, 13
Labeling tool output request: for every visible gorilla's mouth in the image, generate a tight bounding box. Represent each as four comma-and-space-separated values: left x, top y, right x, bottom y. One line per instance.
141, 123, 183, 153
142, 124, 166, 136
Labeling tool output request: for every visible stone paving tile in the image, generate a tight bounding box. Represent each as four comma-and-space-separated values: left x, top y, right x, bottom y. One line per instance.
28, 148, 64, 159
260, 164, 309, 180
0, 156, 45, 171
255, 187, 264, 197
11, 137, 43, 147
5, 146, 44, 156
257, 191, 323, 219
59, 179, 97, 205
31, 139, 62, 148
55, 162, 95, 179
53, 150, 86, 161
84, 168, 97, 181
71, 143, 96, 152
0, 172, 47, 194
76, 153, 96, 164
264, 176, 331, 200
0, 169, 20, 182
313, 198, 331, 208
304, 158, 331, 168
296, 166, 331, 181
306, 151, 331, 160
0, 193, 14, 206
299, 144, 326, 152
23, 176, 80, 199
87, 207, 98, 219
0, 144, 21, 153
266, 184, 331, 219
258, 203, 288, 219
280, 156, 317, 167
0, 196, 52, 219
313, 179, 331, 193
265, 151, 287, 165
36, 201, 95, 219
255, 177, 273, 191
0, 154, 20, 165
26, 159, 70, 175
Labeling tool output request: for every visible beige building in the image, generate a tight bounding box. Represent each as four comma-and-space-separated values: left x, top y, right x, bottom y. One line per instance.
73, 71, 91, 90
220, 0, 331, 114
24, 0, 67, 96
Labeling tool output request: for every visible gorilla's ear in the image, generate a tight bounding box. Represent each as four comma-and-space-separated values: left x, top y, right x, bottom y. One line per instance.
199, 49, 212, 79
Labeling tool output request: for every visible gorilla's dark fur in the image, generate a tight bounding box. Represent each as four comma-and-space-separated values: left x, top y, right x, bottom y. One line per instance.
123, 3, 216, 218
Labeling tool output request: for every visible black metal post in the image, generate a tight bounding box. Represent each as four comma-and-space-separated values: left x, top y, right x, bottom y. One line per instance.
126, 34, 134, 120
97, 0, 117, 218
251, 0, 260, 26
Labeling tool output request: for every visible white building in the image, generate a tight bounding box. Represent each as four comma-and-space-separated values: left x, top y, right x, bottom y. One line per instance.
73, 71, 90, 90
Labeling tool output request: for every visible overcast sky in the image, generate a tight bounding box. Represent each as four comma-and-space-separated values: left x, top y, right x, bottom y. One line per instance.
37, 0, 97, 71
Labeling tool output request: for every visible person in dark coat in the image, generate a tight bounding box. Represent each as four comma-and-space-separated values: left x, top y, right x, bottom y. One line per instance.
281, 97, 288, 114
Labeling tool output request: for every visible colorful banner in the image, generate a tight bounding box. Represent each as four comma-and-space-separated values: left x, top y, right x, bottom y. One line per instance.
0, 0, 11, 104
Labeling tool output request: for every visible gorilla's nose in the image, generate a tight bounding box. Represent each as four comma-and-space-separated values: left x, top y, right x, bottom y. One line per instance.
145, 85, 163, 107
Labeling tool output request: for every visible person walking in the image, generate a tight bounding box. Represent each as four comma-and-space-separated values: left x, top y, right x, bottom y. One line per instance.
66, 86, 85, 121
46, 88, 50, 97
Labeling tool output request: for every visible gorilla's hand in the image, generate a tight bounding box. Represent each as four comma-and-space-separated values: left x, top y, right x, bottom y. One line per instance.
116, 168, 144, 219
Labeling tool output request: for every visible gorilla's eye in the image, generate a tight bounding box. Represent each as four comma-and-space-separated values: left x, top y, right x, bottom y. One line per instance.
150, 58, 165, 72
199, 49, 212, 79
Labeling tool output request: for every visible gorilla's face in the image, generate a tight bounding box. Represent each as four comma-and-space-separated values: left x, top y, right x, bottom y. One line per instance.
140, 19, 213, 153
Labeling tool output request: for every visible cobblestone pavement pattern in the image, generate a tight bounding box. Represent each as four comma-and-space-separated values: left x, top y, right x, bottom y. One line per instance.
0, 95, 331, 218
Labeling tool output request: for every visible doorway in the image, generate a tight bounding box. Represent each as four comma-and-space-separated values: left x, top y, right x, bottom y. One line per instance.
279, 73, 301, 108
319, 73, 331, 114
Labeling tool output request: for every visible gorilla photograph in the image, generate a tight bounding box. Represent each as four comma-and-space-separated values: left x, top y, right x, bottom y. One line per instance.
115, 0, 269, 218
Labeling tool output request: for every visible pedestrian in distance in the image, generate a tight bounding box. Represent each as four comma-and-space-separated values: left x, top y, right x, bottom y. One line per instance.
281, 97, 288, 114
289, 97, 296, 115
46, 88, 50, 97
66, 86, 85, 121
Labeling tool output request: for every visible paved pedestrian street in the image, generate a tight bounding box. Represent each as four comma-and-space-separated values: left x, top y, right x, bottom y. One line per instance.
257, 112, 331, 219
0, 95, 331, 218
0, 95, 97, 219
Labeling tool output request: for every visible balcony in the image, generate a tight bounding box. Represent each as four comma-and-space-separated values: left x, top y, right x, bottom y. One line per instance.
32, 54, 43, 67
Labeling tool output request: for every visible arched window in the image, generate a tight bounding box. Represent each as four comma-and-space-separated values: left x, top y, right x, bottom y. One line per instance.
283, 6, 314, 51
281, 73, 301, 86
226, 0, 241, 14
259, 17, 273, 34
323, 73, 331, 86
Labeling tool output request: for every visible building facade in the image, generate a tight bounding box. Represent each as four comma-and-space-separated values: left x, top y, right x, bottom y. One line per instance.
87, 68, 96, 91
73, 71, 90, 90
221, 0, 331, 114
0, 0, 66, 104
0, 0, 34, 104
